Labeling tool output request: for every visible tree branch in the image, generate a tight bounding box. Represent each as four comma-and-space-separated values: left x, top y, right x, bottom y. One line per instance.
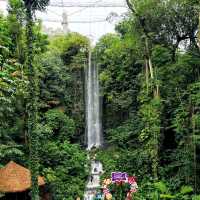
126, 0, 136, 13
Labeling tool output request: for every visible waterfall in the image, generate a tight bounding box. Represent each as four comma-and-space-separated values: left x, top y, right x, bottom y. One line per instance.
84, 50, 103, 200
86, 50, 102, 150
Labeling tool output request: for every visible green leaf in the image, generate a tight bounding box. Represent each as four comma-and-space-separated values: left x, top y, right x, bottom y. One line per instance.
160, 194, 176, 199
180, 186, 193, 194
154, 181, 168, 193
192, 195, 200, 200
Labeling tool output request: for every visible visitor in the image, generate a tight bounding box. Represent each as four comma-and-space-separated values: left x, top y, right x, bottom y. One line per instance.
90, 175, 94, 182
93, 189, 103, 200
94, 167, 97, 172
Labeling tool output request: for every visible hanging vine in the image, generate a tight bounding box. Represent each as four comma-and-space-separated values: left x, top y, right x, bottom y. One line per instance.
23, 0, 50, 199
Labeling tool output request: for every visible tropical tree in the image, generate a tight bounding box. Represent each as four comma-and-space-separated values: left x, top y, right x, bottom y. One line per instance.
23, 0, 50, 199
7, 0, 25, 63
126, 0, 161, 180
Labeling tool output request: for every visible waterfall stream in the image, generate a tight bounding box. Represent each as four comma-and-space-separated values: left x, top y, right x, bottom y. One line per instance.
84, 50, 103, 200
86, 50, 102, 149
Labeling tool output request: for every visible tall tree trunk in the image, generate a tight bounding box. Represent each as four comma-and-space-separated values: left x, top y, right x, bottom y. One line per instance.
126, 0, 160, 180
145, 37, 154, 79
25, 6, 40, 200
192, 110, 197, 194
190, 100, 197, 194
145, 58, 149, 94
197, 13, 200, 50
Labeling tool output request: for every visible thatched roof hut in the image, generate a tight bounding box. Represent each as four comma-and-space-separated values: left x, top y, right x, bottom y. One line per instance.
0, 161, 45, 193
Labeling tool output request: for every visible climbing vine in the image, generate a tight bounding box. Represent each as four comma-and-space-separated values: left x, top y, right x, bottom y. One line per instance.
23, 0, 50, 199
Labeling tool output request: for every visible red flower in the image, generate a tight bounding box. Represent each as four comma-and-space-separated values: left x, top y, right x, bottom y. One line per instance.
116, 180, 122, 186
128, 176, 136, 184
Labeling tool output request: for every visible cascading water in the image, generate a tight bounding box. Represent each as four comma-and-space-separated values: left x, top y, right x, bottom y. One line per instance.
84, 50, 103, 200
86, 50, 102, 149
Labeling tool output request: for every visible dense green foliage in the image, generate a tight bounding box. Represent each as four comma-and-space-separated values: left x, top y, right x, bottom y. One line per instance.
0, 1, 89, 199
0, 0, 200, 199
95, 0, 200, 199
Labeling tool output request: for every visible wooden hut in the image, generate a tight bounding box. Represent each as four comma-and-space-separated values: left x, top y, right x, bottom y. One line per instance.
0, 161, 45, 200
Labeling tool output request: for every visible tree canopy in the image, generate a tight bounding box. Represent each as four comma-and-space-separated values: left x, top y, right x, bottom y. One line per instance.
0, 0, 200, 199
